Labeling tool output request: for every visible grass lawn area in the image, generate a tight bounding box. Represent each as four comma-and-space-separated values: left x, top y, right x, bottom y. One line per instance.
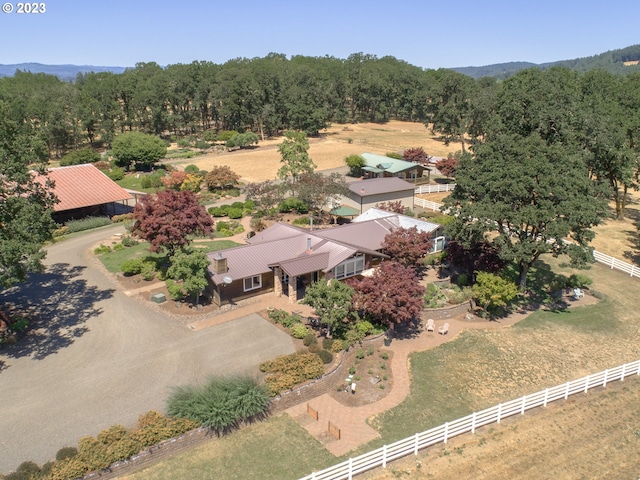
123, 255, 640, 479
98, 239, 241, 273
115, 173, 164, 194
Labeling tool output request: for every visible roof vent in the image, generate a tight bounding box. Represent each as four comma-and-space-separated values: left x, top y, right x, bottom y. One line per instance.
361, 187, 365, 194
306, 237, 312, 254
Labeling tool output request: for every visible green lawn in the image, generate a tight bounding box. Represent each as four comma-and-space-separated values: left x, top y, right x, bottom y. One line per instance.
98, 240, 241, 273
115, 173, 164, 194
123, 256, 640, 479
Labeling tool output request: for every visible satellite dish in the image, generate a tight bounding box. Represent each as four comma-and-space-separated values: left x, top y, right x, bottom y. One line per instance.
223, 276, 233, 285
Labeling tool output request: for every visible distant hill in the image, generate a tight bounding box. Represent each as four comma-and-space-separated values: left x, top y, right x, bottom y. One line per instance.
452, 44, 640, 79
0, 63, 127, 81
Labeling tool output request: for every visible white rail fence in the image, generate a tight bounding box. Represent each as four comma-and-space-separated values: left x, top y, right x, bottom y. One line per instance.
413, 197, 444, 212
300, 360, 640, 480
593, 250, 640, 279
415, 183, 456, 194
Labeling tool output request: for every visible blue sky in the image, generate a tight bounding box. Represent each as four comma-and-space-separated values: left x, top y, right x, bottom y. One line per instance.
1, 0, 638, 69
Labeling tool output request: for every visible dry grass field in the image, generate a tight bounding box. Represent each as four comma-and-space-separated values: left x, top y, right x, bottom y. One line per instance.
175, 121, 461, 183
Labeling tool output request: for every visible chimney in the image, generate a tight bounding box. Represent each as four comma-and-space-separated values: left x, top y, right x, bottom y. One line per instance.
306, 237, 312, 254
213, 252, 228, 274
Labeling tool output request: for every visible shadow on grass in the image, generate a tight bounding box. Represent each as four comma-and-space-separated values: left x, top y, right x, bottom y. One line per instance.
0, 262, 115, 364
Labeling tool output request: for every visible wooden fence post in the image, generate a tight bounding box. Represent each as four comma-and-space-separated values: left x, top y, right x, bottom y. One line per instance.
382, 444, 387, 468
521, 396, 526, 415
584, 375, 590, 393
444, 422, 449, 443
471, 412, 476, 434
497, 404, 502, 424
603, 369, 608, 387
348, 458, 353, 480
621, 363, 626, 381
414, 433, 419, 455
543, 388, 549, 407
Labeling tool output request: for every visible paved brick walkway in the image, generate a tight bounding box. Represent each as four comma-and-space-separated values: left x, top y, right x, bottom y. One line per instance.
285, 311, 530, 456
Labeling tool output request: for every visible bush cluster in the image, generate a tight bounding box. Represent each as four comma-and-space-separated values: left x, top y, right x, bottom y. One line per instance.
140, 172, 165, 189
66, 216, 112, 233
7, 412, 197, 480
278, 198, 309, 214
111, 213, 133, 223
120, 258, 156, 278
260, 353, 324, 395
167, 377, 270, 434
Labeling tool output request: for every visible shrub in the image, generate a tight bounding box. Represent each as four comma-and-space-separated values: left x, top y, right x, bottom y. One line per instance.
216, 220, 229, 232
105, 167, 125, 181
208, 206, 226, 217
56, 446, 78, 461
289, 323, 311, 339
217, 229, 233, 237
278, 198, 308, 214
308, 344, 321, 354
260, 353, 324, 395
166, 279, 185, 301
292, 217, 311, 226
113, 243, 125, 251
121, 236, 138, 247
356, 349, 365, 360
140, 261, 156, 281
268, 309, 289, 324
243, 200, 255, 211
141, 173, 164, 189
303, 334, 317, 346
131, 411, 197, 448
456, 273, 469, 287
318, 350, 333, 364
355, 320, 374, 336
322, 337, 334, 350
184, 164, 200, 174
568, 273, 593, 289
49, 457, 89, 480
195, 140, 211, 149
97, 424, 129, 445
111, 213, 133, 223
226, 207, 243, 219
231, 201, 244, 209
66, 216, 112, 233
250, 216, 267, 232
53, 225, 70, 237
167, 376, 270, 433
120, 258, 144, 276
94, 244, 111, 255
76, 436, 111, 471
330, 339, 344, 353
60, 148, 100, 166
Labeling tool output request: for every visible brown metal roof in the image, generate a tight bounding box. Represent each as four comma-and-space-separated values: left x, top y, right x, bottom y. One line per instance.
271, 252, 331, 277
34, 164, 132, 212
348, 177, 414, 197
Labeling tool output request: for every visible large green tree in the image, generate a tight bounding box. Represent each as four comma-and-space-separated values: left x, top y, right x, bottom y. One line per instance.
0, 103, 58, 289
445, 133, 606, 289
166, 248, 210, 304
277, 130, 316, 195
301, 279, 354, 336
111, 131, 167, 171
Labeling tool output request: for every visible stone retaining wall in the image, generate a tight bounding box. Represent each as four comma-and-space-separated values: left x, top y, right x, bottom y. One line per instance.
423, 301, 470, 320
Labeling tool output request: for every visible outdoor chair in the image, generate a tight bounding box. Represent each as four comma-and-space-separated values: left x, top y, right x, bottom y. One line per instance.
426, 318, 435, 332
573, 288, 585, 299
438, 322, 449, 335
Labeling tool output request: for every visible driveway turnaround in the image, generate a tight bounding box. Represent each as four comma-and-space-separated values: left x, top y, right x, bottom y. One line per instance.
0, 225, 295, 474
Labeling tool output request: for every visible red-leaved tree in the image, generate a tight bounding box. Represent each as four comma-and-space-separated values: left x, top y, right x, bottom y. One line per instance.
446, 240, 505, 277
381, 227, 433, 268
347, 261, 425, 328
403, 147, 431, 165
131, 190, 213, 255
374, 200, 405, 214
435, 156, 459, 179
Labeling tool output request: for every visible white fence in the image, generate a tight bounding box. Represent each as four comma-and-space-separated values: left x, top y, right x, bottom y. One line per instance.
300, 360, 640, 480
413, 197, 444, 212
415, 183, 456, 195
593, 250, 640, 279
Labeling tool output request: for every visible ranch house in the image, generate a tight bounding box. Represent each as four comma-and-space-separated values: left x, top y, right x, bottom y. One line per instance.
359, 152, 427, 182
207, 209, 446, 306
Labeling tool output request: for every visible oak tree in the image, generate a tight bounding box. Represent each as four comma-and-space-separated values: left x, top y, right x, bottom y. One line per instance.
112, 131, 167, 171
131, 190, 213, 256
277, 131, 316, 195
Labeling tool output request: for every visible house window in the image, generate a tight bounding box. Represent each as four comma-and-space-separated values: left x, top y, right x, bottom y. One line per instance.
429, 236, 447, 253
280, 271, 289, 285
334, 255, 365, 280
243, 275, 262, 292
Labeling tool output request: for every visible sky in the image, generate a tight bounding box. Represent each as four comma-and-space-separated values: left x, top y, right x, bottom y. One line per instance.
0, 0, 639, 69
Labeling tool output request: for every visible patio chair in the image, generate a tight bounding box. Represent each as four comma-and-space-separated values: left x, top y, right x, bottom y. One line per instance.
573, 288, 585, 299
438, 322, 449, 335
426, 318, 435, 332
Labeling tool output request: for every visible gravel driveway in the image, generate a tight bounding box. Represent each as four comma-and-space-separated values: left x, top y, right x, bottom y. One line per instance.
0, 225, 295, 473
